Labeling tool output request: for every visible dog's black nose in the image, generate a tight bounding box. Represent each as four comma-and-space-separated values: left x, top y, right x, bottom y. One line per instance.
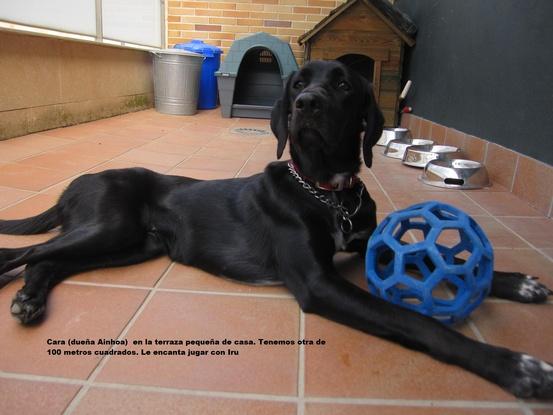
295, 93, 321, 114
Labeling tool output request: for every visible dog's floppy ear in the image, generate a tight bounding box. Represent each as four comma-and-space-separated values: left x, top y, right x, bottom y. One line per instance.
271, 72, 295, 159
361, 80, 385, 168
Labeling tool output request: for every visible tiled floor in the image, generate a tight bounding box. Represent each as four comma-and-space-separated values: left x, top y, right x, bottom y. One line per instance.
0, 109, 552, 415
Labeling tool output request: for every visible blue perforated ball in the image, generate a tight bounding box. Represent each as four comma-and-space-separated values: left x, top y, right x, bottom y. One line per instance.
365, 201, 494, 325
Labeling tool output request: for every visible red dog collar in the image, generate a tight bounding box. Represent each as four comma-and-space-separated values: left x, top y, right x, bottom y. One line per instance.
288, 160, 361, 191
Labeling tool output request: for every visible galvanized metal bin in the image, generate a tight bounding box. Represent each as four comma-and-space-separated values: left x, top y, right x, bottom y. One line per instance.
150, 49, 203, 115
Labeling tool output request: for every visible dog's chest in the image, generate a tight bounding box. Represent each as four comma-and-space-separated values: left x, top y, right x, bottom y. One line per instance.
331, 226, 370, 251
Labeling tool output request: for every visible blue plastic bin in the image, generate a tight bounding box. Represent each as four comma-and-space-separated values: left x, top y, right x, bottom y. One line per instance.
174, 40, 222, 109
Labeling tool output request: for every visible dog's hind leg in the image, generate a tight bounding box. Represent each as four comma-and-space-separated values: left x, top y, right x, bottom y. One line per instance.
10, 233, 165, 324
0, 222, 145, 276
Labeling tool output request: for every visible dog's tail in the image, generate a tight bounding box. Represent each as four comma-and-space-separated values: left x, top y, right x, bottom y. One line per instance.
0, 205, 60, 235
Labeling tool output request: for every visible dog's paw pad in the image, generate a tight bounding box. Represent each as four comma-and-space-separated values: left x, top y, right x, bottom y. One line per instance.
10, 291, 46, 324
508, 354, 553, 399
516, 275, 552, 303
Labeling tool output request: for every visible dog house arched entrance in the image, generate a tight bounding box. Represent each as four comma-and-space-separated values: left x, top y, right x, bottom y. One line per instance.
234, 47, 282, 108
337, 54, 375, 83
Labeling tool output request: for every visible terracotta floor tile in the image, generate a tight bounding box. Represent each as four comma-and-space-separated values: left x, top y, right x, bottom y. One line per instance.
97, 292, 299, 394
70, 256, 171, 287
196, 145, 255, 160
235, 117, 271, 128
466, 192, 542, 217
236, 161, 268, 177
204, 137, 261, 150
368, 188, 395, 214
0, 232, 57, 249
108, 125, 171, 141
17, 151, 103, 174
471, 302, 553, 363
139, 140, 201, 156
160, 263, 289, 295
471, 217, 530, 249
386, 190, 488, 215
0, 141, 44, 163
59, 139, 138, 159
304, 314, 513, 401
43, 124, 106, 140
79, 132, 148, 146
0, 282, 147, 379
175, 124, 227, 137
8, 133, 74, 152
375, 173, 458, 194
158, 131, 215, 147
0, 163, 71, 191
178, 156, 245, 172
0, 193, 59, 219
357, 172, 384, 191
493, 249, 553, 286
168, 167, 236, 180
74, 388, 296, 415
305, 403, 521, 415
86, 160, 168, 174
541, 248, 553, 260
0, 186, 35, 210
0, 378, 80, 415
115, 149, 187, 168
498, 217, 553, 249
468, 182, 510, 193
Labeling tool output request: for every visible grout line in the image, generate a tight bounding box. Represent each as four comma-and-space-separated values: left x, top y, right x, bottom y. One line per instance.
157, 287, 294, 299
235, 137, 264, 178
466, 319, 487, 343
92, 381, 299, 403
62, 279, 294, 300
536, 248, 553, 263
4, 369, 553, 410
485, 297, 553, 305
303, 396, 539, 409
482, 141, 489, 165
5, 369, 553, 410
297, 311, 306, 415
0, 371, 88, 386
548, 196, 553, 218
519, 402, 535, 415
62, 261, 176, 415
463, 192, 553, 266
510, 155, 520, 193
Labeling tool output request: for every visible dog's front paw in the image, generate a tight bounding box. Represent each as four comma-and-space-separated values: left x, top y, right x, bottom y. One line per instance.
493, 272, 552, 303
515, 275, 552, 303
10, 290, 46, 324
502, 353, 553, 399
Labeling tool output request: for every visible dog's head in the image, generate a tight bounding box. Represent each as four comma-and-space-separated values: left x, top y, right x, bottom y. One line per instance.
270, 60, 384, 179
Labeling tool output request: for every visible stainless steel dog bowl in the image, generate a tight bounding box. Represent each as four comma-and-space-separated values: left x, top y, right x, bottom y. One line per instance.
384, 138, 434, 159
402, 144, 465, 168
420, 159, 491, 189
376, 127, 411, 147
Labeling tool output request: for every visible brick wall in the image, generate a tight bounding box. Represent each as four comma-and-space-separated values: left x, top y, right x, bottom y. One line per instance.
167, 0, 347, 64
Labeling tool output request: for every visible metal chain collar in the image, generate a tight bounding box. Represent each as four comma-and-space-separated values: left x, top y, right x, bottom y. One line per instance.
287, 161, 364, 233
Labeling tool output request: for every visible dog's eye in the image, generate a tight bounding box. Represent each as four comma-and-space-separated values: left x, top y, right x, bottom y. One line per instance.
338, 81, 351, 91
293, 81, 305, 90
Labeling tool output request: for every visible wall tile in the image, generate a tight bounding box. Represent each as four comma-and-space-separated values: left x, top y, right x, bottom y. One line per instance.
512, 155, 553, 216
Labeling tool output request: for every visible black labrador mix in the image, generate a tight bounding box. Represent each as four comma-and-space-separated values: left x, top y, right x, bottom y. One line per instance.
1, 60, 552, 399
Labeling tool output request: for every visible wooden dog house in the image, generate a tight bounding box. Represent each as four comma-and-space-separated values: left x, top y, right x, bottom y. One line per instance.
298, 0, 416, 126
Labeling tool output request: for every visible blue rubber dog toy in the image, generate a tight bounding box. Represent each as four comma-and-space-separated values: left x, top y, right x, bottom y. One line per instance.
365, 201, 493, 325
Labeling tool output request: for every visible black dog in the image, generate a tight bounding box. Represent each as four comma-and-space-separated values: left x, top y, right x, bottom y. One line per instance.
1, 60, 552, 399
